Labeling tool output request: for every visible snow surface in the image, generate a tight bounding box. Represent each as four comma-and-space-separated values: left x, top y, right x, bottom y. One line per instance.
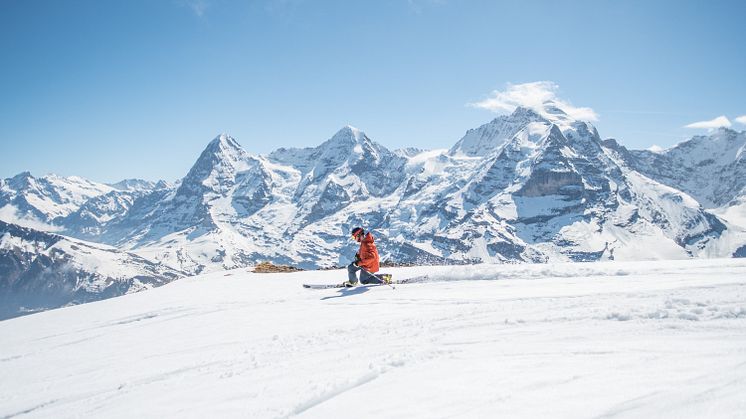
1, 259, 745, 418
712, 196, 746, 230
0, 205, 62, 232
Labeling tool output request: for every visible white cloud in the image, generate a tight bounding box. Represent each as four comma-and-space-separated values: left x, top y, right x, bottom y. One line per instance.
683, 116, 732, 129
647, 145, 665, 154
735, 115, 746, 125
469, 81, 599, 122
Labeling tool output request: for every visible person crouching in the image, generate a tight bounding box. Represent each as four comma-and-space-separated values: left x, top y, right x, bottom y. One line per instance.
345, 227, 382, 287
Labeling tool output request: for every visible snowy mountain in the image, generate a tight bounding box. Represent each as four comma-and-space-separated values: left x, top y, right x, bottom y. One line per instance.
57, 183, 172, 241
108, 178, 169, 193
622, 128, 746, 208
58, 134, 285, 274
269, 125, 407, 225
0, 220, 184, 319
0, 172, 114, 228
385, 107, 742, 263
5, 110, 746, 275
711, 194, 746, 257
66, 129, 410, 273
449, 106, 548, 157
79, 114, 746, 268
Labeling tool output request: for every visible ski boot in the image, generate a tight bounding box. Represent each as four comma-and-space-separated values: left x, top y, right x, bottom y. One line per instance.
380, 274, 393, 285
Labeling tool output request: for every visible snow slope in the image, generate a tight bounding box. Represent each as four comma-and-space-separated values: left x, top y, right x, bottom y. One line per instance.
1, 259, 745, 418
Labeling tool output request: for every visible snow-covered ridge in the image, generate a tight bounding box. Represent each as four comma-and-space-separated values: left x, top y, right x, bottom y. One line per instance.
0, 220, 184, 320
0, 172, 115, 225
624, 127, 746, 207
108, 178, 169, 192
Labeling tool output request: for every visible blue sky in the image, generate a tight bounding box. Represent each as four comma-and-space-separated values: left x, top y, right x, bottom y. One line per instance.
2, 0, 745, 182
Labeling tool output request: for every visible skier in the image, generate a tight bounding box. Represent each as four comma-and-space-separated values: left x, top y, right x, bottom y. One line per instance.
344, 227, 391, 287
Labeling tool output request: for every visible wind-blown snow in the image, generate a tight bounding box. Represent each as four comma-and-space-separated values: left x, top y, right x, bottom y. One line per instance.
1, 259, 744, 418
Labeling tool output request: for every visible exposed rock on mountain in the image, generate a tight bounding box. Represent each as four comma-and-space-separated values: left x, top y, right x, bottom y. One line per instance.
0, 220, 184, 319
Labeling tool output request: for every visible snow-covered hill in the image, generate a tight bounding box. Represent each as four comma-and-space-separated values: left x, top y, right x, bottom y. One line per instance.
0, 220, 184, 319
1, 259, 744, 418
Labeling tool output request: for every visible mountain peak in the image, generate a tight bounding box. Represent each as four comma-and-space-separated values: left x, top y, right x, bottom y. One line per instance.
195, 133, 248, 165
178, 134, 250, 195
450, 108, 549, 157
205, 133, 242, 153
511, 101, 594, 126
327, 125, 367, 145
714, 126, 742, 137
542, 101, 569, 117
678, 126, 744, 149
314, 126, 372, 156
8, 171, 35, 189
510, 106, 544, 120
11, 171, 34, 181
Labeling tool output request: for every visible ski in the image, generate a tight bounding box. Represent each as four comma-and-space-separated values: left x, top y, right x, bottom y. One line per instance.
302, 275, 429, 289
302, 283, 347, 289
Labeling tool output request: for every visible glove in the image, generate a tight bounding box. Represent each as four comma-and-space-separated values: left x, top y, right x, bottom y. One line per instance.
354, 252, 361, 266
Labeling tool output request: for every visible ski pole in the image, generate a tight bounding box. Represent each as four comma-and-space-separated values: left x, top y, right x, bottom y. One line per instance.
361, 268, 395, 290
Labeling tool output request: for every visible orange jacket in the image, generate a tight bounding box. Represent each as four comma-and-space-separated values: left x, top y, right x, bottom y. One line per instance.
358, 232, 379, 273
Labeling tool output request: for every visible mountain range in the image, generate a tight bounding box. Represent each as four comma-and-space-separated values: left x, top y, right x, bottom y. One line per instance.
2, 104, 746, 317
0, 220, 183, 319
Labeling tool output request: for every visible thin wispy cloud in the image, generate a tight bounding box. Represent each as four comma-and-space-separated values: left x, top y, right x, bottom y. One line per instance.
684, 116, 731, 129
470, 81, 599, 122
736, 115, 746, 125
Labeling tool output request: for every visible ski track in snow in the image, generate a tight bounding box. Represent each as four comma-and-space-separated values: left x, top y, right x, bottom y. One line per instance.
0, 259, 745, 418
